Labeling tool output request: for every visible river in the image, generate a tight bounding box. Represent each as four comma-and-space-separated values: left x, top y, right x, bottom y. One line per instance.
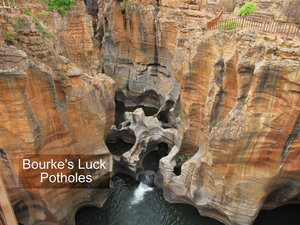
75, 173, 300, 225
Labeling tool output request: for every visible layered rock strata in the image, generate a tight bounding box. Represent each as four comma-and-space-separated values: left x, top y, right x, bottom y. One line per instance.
1, 0, 300, 225
98, 1, 300, 225
0, 2, 115, 224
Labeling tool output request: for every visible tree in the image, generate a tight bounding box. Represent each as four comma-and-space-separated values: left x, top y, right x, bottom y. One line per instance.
42, 0, 75, 16
239, 2, 256, 17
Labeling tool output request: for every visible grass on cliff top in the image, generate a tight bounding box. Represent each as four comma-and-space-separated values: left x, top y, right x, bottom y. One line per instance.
24, 8, 51, 36
219, 20, 250, 30
42, 0, 75, 17
239, 2, 256, 17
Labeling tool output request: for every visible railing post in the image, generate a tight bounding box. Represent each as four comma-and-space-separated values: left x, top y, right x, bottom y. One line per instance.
262, 20, 266, 32
224, 19, 227, 30
287, 24, 291, 37
241, 17, 244, 29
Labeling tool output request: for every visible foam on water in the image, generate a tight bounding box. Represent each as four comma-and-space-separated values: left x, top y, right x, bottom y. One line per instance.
131, 182, 153, 205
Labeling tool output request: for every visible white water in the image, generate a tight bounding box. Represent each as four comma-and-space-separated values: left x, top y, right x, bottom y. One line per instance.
131, 182, 153, 205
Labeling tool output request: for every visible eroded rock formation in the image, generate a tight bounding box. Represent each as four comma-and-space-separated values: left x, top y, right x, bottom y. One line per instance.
0, 1, 115, 224
98, 1, 300, 225
1, 0, 300, 225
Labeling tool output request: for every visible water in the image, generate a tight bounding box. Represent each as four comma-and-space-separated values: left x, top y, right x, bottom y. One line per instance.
75, 173, 300, 225
254, 204, 300, 225
131, 182, 153, 205
75, 173, 223, 225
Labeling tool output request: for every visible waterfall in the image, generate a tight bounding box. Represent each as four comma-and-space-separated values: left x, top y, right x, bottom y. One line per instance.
131, 182, 153, 205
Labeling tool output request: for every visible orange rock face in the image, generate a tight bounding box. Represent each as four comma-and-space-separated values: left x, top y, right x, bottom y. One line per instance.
1, 1, 300, 225
162, 31, 300, 225
99, 1, 300, 224
0, 3, 115, 224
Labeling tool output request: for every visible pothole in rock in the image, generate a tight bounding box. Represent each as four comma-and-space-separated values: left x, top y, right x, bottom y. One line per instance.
125, 105, 159, 117
105, 131, 136, 156
157, 110, 174, 128
114, 99, 159, 127
114, 100, 127, 127
173, 166, 181, 176
142, 142, 169, 172
106, 138, 134, 156
173, 154, 192, 176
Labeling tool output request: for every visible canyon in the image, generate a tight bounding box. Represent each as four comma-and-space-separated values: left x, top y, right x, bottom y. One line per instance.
0, 0, 300, 225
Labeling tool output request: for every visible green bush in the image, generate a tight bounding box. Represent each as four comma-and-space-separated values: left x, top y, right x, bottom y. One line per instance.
39, 10, 49, 16
38, 25, 44, 33
220, 20, 250, 30
6, 0, 16, 6
24, 8, 48, 35
239, 2, 256, 17
24, 8, 40, 25
178, 155, 185, 162
5, 32, 20, 44
48, 0, 75, 17
17, 18, 26, 29
220, 20, 237, 30
209, 121, 217, 133
34, 39, 40, 45
120, 0, 134, 12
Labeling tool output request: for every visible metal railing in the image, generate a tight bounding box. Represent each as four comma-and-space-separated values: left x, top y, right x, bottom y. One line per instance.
207, 17, 300, 37
1, 0, 23, 8
206, 6, 224, 31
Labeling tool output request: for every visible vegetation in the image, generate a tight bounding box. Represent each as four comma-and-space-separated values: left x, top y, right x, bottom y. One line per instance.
5, 31, 21, 44
118, 0, 158, 13
24, 8, 47, 35
220, 20, 250, 30
120, 0, 135, 12
42, 0, 75, 17
259, 40, 264, 47
178, 155, 185, 162
239, 2, 256, 17
39, 10, 49, 16
209, 121, 217, 133
34, 39, 40, 45
6, 0, 16, 6
24, 8, 40, 25
17, 18, 26, 30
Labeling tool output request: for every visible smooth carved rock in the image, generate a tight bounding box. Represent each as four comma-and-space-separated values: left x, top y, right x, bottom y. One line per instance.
110, 108, 178, 176
1, 1, 300, 225
0, 44, 115, 225
161, 30, 300, 225
99, 0, 300, 223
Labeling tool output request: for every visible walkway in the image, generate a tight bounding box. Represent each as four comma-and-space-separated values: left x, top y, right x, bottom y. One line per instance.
207, 17, 300, 37
206, 5, 300, 38
0, 175, 18, 225
1, 0, 23, 8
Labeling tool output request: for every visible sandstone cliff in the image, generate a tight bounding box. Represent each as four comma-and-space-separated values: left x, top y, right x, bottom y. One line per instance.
98, 1, 300, 225
1, 0, 300, 225
0, 1, 115, 224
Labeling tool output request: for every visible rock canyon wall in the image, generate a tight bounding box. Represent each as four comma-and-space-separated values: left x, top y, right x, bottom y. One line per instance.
0, 0, 300, 225
0, 1, 114, 224
98, 0, 300, 225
